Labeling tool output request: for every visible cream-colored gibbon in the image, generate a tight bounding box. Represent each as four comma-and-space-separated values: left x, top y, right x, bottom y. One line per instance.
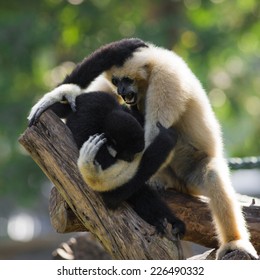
28, 38, 258, 259
29, 38, 185, 238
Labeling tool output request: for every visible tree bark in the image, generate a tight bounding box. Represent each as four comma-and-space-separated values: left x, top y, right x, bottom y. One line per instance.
19, 110, 260, 259
49, 185, 260, 253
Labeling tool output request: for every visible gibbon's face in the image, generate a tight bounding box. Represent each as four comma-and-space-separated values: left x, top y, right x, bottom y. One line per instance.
111, 76, 137, 105
106, 70, 149, 110
105, 50, 151, 110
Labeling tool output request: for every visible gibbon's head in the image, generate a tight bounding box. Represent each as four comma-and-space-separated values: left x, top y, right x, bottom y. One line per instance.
104, 110, 144, 162
105, 43, 156, 109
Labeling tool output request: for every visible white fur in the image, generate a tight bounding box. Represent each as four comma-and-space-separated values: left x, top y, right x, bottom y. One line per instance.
28, 84, 82, 122
217, 239, 258, 259
78, 135, 142, 192
104, 42, 258, 258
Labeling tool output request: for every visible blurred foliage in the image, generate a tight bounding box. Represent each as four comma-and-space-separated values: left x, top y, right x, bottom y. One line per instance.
0, 0, 259, 205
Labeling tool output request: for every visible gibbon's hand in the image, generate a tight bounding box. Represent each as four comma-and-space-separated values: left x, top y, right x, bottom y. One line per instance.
156, 122, 178, 147
79, 134, 107, 166
28, 84, 81, 127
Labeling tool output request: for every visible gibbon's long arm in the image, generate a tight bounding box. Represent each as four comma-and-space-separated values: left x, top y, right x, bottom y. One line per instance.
78, 124, 177, 195
78, 136, 142, 193
28, 38, 147, 126
61, 39, 147, 88
100, 124, 178, 209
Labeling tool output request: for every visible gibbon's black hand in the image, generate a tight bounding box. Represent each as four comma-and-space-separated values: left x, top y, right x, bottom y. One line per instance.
156, 122, 178, 147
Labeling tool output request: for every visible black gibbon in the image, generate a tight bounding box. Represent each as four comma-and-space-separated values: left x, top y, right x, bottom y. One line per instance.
28, 38, 257, 259
50, 92, 185, 236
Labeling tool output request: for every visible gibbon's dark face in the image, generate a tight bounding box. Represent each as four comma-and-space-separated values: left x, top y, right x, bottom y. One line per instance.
111, 76, 138, 105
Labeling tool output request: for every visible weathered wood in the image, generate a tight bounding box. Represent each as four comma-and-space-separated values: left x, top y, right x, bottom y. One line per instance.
166, 191, 260, 252
49, 185, 260, 253
19, 110, 260, 259
19, 110, 182, 260
49, 187, 85, 233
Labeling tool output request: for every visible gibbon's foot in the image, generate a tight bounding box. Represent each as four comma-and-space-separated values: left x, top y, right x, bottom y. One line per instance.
167, 217, 186, 239
28, 84, 82, 126
79, 134, 107, 166
216, 239, 258, 260
151, 216, 186, 239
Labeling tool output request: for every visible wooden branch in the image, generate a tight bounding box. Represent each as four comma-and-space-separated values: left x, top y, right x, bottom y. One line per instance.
49, 185, 260, 253
19, 110, 260, 258
19, 110, 182, 260
49, 187, 85, 233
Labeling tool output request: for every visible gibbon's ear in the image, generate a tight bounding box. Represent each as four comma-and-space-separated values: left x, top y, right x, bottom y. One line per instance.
104, 110, 145, 155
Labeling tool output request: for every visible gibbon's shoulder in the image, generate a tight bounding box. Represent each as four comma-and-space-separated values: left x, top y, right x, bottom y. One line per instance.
107, 41, 194, 82
75, 91, 120, 115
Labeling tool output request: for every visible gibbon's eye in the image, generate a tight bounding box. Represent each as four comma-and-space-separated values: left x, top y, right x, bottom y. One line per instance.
122, 77, 133, 84
111, 77, 119, 86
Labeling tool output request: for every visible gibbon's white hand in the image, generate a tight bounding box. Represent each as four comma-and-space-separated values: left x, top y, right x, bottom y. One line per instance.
28, 84, 82, 126
79, 134, 107, 165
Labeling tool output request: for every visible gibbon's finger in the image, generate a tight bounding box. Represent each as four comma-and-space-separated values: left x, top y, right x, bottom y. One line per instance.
92, 134, 107, 146
28, 84, 81, 126
79, 141, 96, 162
82, 139, 106, 162
87, 133, 104, 145
87, 134, 98, 143
28, 98, 56, 127
81, 135, 106, 156
156, 121, 168, 134
64, 94, 77, 112
156, 122, 163, 129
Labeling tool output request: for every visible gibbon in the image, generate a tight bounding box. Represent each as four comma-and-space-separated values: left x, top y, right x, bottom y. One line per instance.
50, 92, 185, 236
28, 38, 258, 259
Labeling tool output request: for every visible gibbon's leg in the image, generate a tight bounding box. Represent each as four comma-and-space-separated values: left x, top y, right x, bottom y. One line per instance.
188, 157, 258, 259
127, 184, 185, 237
28, 38, 147, 126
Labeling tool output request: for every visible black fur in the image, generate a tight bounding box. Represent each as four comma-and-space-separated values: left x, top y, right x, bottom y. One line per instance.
62, 38, 148, 88
101, 123, 185, 236
51, 94, 185, 236
42, 38, 184, 236
64, 92, 144, 168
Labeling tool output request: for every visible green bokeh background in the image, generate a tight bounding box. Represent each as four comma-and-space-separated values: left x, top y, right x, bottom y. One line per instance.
1, 0, 260, 206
